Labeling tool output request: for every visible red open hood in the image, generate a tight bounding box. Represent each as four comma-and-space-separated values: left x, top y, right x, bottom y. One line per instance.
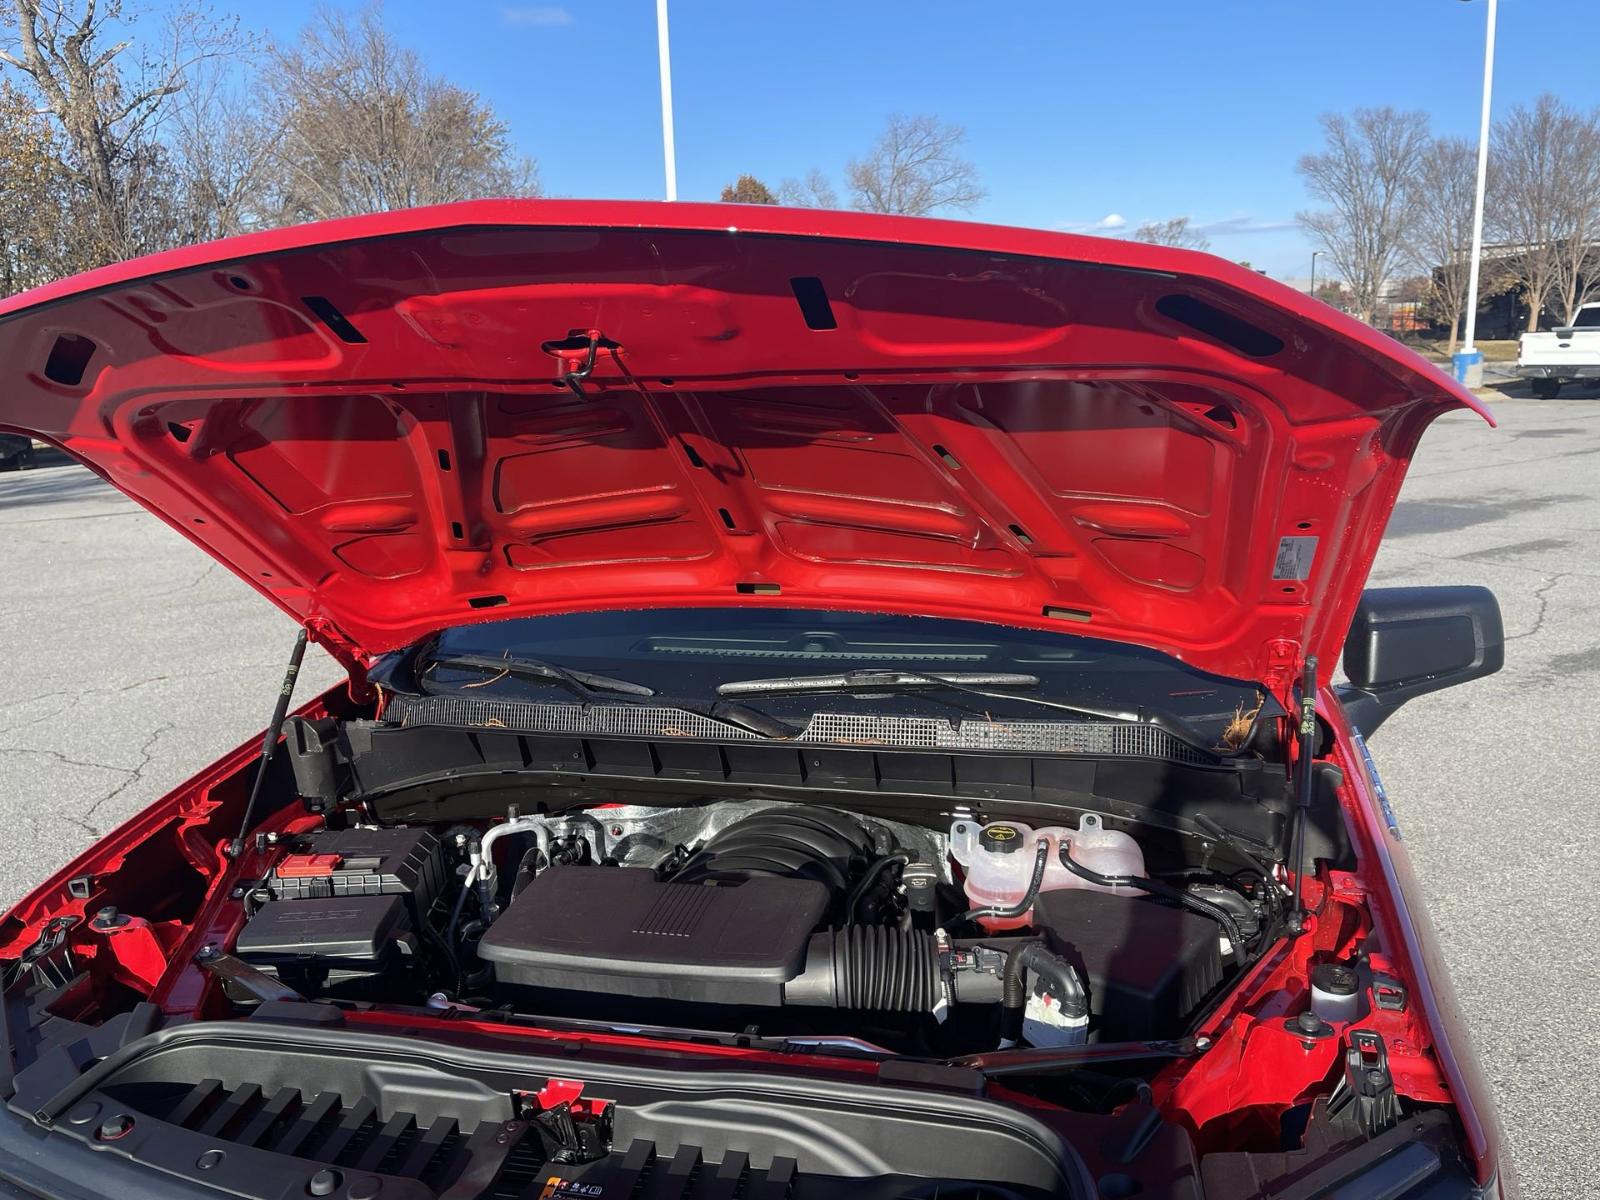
0, 200, 1487, 686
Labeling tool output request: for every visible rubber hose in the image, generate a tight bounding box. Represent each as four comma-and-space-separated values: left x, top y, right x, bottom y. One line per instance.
1057, 845, 1246, 965
444, 830, 482, 954
844, 852, 910, 926
1001, 941, 1088, 1043
950, 840, 1051, 928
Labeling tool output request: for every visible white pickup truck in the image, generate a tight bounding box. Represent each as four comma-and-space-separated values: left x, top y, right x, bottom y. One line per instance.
1516, 303, 1600, 397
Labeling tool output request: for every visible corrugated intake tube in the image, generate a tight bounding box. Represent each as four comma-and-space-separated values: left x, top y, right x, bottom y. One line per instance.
784, 926, 941, 1012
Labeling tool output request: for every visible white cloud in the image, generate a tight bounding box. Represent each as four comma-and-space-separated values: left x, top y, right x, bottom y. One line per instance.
1059, 212, 1127, 234
499, 5, 574, 27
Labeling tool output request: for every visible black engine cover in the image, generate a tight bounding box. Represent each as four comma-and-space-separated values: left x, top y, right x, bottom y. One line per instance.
478, 866, 830, 1006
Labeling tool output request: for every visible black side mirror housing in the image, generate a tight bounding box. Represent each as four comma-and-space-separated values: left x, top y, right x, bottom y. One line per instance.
1334, 586, 1504, 735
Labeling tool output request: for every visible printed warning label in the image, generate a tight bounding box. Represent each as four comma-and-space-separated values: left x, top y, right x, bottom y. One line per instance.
1272, 535, 1318, 580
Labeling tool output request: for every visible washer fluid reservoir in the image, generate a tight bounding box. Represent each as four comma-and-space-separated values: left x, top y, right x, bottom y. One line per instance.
949, 813, 1145, 930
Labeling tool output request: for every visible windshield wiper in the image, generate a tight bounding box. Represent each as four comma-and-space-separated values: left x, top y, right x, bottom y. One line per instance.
420, 652, 798, 739
422, 652, 656, 698
716, 668, 1224, 760
717, 669, 1042, 696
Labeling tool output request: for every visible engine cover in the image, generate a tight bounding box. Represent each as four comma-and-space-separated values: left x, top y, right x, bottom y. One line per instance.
478, 866, 830, 1006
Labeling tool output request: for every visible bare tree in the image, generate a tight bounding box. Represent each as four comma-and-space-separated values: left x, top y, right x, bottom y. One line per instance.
1547, 109, 1600, 326
1132, 216, 1210, 251
261, 4, 537, 223
778, 168, 838, 209
719, 175, 777, 204
166, 48, 277, 244
1410, 136, 1493, 353
846, 114, 984, 216
0, 0, 246, 263
0, 79, 71, 294
1297, 107, 1431, 324
1489, 96, 1600, 330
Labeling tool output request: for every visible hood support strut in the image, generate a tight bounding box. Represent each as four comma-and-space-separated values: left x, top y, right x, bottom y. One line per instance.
227, 628, 309, 857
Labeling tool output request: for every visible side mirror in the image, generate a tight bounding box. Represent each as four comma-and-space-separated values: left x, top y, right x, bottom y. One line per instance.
1334, 586, 1504, 735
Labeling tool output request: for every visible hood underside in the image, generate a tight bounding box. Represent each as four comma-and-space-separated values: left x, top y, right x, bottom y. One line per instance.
0, 200, 1487, 684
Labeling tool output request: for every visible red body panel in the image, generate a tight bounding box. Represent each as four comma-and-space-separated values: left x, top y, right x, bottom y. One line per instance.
0, 201, 1487, 685
0, 205, 1505, 1191
1322, 694, 1503, 1187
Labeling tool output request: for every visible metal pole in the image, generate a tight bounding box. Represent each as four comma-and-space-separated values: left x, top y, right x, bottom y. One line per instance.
656, 0, 678, 201
1310, 251, 1320, 298
1461, 0, 1497, 355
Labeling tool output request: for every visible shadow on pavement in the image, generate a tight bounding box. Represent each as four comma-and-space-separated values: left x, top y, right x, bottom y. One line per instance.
0, 448, 110, 509
1486, 377, 1600, 402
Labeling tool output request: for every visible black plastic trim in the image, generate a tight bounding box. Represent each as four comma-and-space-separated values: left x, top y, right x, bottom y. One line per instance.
337, 720, 1330, 866
6, 1019, 1092, 1200
1336, 586, 1504, 735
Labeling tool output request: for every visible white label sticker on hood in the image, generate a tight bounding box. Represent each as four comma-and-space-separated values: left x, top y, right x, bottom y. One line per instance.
1272, 535, 1318, 580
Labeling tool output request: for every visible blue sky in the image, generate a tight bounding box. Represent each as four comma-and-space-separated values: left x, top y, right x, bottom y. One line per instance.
208, 1, 1600, 279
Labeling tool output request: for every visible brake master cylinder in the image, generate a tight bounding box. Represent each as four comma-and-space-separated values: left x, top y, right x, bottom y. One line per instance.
949, 813, 1145, 929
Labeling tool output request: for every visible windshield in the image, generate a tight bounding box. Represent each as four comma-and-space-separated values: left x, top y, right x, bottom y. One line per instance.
390, 608, 1262, 740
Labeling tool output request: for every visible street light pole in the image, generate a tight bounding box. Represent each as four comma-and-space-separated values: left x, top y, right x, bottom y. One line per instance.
656, 0, 678, 201
1310, 250, 1322, 298
1455, 0, 1497, 385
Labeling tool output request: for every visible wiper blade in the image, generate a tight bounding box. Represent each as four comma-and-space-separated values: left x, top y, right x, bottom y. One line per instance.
422, 652, 656, 698
421, 651, 798, 739
717, 669, 1042, 696
719, 668, 1223, 761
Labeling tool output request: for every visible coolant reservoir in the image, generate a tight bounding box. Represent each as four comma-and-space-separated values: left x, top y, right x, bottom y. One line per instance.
949, 813, 1145, 930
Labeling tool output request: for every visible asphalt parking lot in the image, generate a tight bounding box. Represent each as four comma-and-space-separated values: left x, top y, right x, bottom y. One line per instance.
1, 395, 1597, 1197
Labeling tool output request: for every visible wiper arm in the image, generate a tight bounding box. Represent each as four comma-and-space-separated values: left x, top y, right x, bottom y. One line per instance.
718, 668, 1223, 761
421, 652, 798, 739
422, 652, 656, 698
717, 669, 1042, 696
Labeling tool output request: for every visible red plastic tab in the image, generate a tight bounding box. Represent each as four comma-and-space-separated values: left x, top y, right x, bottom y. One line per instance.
275, 853, 342, 878
532, 1078, 612, 1117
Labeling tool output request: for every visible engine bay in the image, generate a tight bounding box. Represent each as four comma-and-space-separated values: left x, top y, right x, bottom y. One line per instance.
0, 696, 1489, 1199
227, 798, 1281, 1061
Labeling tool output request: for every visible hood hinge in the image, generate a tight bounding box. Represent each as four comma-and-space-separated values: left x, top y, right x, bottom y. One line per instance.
303, 618, 373, 702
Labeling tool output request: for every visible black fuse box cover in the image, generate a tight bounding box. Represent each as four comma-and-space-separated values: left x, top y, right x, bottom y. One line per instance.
478, 866, 829, 1006
1032, 889, 1224, 1042
236, 894, 410, 975
268, 826, 443, 922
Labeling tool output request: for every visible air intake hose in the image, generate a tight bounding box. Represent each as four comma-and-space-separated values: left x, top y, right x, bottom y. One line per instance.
783, 926, 942, 1012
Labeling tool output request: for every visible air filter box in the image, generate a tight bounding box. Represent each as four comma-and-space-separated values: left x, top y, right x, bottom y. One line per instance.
1031, 888, 1224, 1041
